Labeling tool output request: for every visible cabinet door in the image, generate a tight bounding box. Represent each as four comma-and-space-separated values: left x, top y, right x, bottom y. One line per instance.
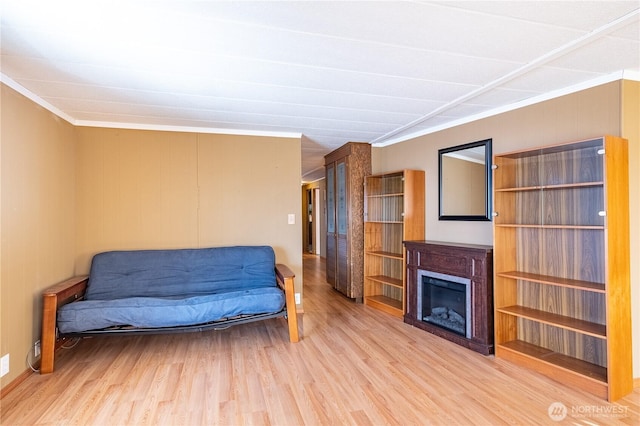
325, 164, 336, 285
335, 159, 350, 295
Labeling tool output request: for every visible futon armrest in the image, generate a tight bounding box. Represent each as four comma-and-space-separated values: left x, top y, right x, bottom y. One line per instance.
275, 264, 300, 343
40, 275, 89, 374
42, 275, 89, 305
275, 263, 294, 282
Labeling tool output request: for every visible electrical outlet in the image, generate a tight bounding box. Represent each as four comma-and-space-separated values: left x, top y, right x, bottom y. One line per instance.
295, 292, 301, 304
0, 354, 9, 377
34, 340, 41, 358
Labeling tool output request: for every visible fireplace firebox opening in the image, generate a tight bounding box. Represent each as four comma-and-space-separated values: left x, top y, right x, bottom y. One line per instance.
416, 269, 471, 338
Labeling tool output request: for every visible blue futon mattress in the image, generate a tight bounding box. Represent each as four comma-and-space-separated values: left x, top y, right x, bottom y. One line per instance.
57, 287, 285, 333
56, 246, 285, 333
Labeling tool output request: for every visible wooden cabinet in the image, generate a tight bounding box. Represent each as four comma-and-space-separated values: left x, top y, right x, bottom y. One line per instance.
325, 142, 371, 300
492, 136, 632, 401
364, 170, 424, 316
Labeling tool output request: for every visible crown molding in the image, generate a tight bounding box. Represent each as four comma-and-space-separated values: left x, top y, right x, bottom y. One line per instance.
1, 73, 76, 124
74, 120, 302, 139
622, 69, 640, 81
372, 71, 636, 147
1, 73, 301, 140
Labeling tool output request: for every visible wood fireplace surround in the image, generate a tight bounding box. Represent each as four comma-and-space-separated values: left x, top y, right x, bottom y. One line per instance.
404, 241, 494, 355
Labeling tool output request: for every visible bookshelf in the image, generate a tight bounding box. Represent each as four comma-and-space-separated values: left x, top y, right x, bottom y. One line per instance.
492, 136, 632, 401
364, 170, 424, 317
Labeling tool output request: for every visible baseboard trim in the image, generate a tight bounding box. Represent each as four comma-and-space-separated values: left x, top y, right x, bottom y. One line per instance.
0, 367, 35, 399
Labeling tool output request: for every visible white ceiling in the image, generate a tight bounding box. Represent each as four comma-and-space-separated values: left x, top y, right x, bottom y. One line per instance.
1, 1, 639, 182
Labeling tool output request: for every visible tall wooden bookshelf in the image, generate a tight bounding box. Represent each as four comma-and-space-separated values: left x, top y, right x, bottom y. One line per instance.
492, 136, 632, 401
364, 170, 424, 317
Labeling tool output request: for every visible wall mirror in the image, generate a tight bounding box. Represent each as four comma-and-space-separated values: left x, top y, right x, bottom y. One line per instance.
438, 138, 492, 221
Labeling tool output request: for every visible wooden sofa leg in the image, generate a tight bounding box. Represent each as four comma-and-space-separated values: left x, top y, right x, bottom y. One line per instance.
276, 263, 300, 342
40, 293, 58, 374
284, 275, 300, 342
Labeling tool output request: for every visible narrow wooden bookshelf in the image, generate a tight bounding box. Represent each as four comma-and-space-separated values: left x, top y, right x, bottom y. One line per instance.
363, 170, 424, 317
492, 136, 632, 401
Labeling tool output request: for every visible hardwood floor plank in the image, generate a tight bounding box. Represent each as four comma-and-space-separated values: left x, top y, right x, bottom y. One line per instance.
300, 382, 335, 425
349, 409, 375, 426
1, 254, 638, 425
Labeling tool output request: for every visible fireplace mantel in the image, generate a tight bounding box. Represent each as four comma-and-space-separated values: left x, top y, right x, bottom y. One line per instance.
404, 240, 493, 355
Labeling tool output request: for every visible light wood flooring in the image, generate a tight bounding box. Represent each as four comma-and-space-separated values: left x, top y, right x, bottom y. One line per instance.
1, 254, 638, 425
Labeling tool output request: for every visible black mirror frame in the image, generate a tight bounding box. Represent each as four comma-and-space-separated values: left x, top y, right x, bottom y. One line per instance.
438, 138, 492, 221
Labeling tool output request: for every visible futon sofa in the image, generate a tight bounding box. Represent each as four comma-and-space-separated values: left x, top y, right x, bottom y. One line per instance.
40, 245, 299, 374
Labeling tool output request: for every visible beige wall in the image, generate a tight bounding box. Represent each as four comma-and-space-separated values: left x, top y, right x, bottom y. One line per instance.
74, 128, 200, 266
1, 85, 303, 389
1, 85, 78, 387
372, 80, 639, 377
74, 129, 303, 278
75, 128, 303, 299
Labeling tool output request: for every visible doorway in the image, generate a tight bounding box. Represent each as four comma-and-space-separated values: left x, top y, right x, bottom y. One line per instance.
306, 188, 314, 253
302, 182, 325, 257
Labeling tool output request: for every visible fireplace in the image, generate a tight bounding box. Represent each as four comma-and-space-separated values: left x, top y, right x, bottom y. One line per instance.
404, 241, 493, 355
417, 270, 471, 338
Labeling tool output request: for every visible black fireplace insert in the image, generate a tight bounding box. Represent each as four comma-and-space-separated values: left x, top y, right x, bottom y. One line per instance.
416, 269, 471, 338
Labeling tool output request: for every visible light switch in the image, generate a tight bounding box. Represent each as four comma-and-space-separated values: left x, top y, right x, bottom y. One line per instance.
288, 214, 295, 224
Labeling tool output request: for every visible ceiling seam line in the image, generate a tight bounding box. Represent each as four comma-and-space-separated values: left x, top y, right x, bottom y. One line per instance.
370, 7, 640, 145
8, 70, 486, 103
185, 5, 624, 63
6, 52, 495, 87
